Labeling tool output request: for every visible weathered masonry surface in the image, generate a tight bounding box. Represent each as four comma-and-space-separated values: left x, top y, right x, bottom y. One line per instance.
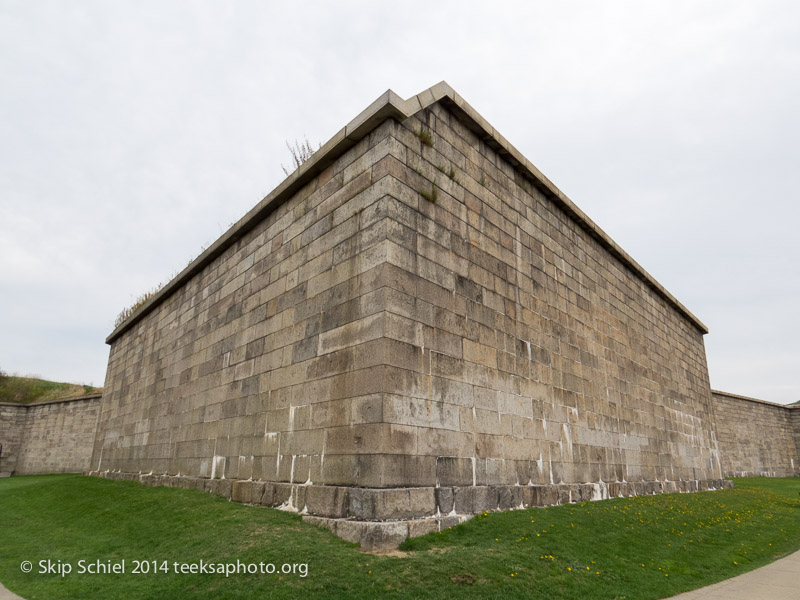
90, 83, 734, 549
713, 390, 800, 477
0, 394, 102, 476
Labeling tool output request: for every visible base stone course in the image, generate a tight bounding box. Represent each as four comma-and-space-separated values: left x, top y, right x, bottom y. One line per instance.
90, 470, 732, 551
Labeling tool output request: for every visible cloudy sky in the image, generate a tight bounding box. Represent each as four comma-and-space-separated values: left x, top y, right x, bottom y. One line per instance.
1, 1, 797, 404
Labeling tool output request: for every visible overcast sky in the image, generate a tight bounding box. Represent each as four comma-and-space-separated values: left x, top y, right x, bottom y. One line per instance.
1, 1, 797, 404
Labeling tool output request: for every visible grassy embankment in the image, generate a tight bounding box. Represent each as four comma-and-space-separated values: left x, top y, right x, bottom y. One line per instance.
0, 374, 101, 404
0, 475, 798, 599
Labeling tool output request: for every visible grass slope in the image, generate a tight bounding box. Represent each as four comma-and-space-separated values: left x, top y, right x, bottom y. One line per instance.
0, 375, 101, 404
0, 475, 798, 599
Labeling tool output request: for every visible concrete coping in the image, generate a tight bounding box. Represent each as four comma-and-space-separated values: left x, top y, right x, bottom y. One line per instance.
711, 389, 799, 410
107, 81, 708, 343
0, 393, 102, 409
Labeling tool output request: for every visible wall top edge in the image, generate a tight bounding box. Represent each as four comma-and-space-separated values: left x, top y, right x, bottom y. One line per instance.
107, 80, 707, 344
711, 389, 798, 410
0, 393, 103, 409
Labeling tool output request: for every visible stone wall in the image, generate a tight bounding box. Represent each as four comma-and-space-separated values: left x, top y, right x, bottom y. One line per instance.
91, 118, 404, 483
713, 390, 799, 477
793, 408, 800, 465
0, 403, 27, 475
368, 98, 722, 491
91, 83, 730, 547
0, 394, 101, 475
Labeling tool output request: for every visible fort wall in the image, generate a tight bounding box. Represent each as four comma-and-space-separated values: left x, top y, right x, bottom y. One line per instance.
0, 402, 27, 475
712, 390, 799, 477
86, 84, 741, 549
0, 394, 101, 475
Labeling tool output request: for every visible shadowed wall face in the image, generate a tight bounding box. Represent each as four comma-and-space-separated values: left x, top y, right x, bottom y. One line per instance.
713, 391, 800, 477
91, 99, 723, 493
0, 403, 27, 474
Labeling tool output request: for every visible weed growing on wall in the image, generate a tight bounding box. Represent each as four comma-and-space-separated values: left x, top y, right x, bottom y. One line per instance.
114, 284, 165, 328
415, 127, 434, 147
281, 137, 321, 176
419, 180, 438, 203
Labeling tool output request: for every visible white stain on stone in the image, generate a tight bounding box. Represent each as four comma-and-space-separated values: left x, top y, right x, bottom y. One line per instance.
562, 423, 573, 460
590, 480, 608, 501
277, 494, 296, 513
276, 434, 281, 476
211, 455, 226, 480
471, 456, 477, 487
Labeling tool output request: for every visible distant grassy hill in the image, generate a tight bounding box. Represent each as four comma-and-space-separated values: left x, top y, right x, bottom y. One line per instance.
0, 374, 101, 404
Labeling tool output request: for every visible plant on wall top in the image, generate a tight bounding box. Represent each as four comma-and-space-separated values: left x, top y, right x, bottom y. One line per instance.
281, 137, 321, 176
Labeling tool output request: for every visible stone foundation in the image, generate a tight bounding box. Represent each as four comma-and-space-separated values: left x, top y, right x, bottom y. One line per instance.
89, 469, 732, 551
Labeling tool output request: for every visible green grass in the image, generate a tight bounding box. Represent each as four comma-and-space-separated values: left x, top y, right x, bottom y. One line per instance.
0, 376, 101, 404
1, 476, 798, 599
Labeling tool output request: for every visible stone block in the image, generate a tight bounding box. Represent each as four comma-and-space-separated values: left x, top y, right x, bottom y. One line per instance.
330, 519, 409, 553
436, 456, 473, 486
205, 478, 232, 499
407, 519, 438, 538
305, 485, 349, 518
251, 481, 266, 503
472, 486, 498, 512
260, 483, 276, 506
348, 487, 435, 520
497, 485, 522, 509
232, 480, 254, 503
453, 486, 474, 514
555, 485, 569, 505
435, 487, 454, 515
438, 515, 468, 530
662, 481, 677, 494
529, 484, 558, 507
273, 483, 293, 505
292, 485, 307, 511
577, 484, 594, 502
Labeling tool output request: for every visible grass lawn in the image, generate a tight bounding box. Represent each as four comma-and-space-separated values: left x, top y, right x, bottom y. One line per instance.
1, 475, 798, 599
